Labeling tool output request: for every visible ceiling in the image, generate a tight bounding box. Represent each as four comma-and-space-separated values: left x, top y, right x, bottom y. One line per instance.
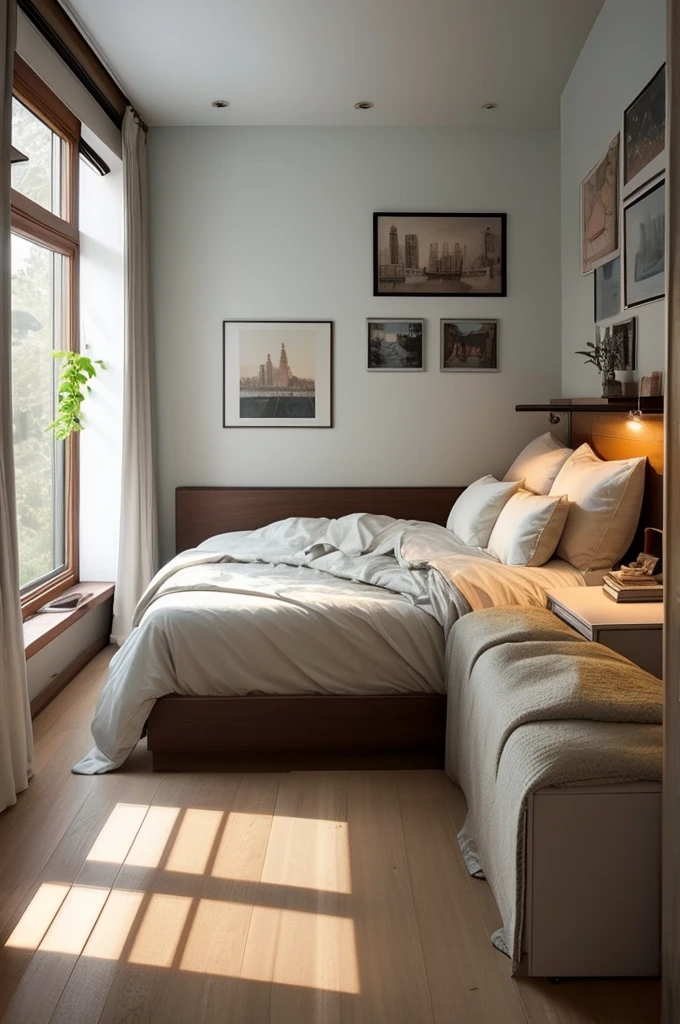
63, 0, 605, 128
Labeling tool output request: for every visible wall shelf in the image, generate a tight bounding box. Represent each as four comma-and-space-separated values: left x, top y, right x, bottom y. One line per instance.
516, 398, 664, 415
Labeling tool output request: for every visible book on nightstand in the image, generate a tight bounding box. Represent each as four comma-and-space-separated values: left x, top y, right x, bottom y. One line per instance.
602, 571, 663, 603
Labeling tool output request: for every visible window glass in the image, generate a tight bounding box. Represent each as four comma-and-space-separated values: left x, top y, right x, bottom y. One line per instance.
11, 98, 63, 217
11, 233, 67, 589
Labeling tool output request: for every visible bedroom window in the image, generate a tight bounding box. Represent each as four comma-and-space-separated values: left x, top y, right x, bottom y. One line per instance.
10, 57, 80, 616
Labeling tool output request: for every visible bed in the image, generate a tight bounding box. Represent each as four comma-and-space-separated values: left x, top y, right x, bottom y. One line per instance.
72, 410, 663, 775
73, 486, 592, 775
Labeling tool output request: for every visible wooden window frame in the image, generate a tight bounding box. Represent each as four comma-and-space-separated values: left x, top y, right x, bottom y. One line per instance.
12, 55, 81, 619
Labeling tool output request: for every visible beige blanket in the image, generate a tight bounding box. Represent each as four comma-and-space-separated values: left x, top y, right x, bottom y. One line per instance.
445, 606, 663, 972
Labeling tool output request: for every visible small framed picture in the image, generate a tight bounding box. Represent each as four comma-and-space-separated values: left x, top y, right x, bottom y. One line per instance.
594, 256, 621, 322
367, 319, 424, 371
624, 179, 665, 308
623, 64, 665, 200
440, 319, 498, 372
612, 317, 637, 371
223, 320, 333, 427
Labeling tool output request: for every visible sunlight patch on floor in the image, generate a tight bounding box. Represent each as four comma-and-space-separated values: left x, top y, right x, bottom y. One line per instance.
5, 883, 71, 951
124, 805, 181, 868
86, 804, 150, 864
39, 885, 110, 955
81, 889, 145, 960
128, 893, 192, 968
259, 816, 351, 894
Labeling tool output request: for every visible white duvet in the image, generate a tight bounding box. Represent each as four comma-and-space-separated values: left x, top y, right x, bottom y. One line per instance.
73, 514, 587, 774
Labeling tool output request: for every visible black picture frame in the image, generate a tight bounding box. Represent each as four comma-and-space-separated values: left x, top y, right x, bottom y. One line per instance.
623, 64, 666, 199
373, 212, 507, 297
623, 178, 665, 309
222, 320, 333, 428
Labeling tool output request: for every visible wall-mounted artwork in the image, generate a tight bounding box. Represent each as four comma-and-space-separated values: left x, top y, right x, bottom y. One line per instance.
373, 213, 507, 297
223, 320, 333, 427
623, 65, 665, 199
440, 319, 498, 372
366, 320, 424, 370
624, 179, 665, 308
581, 134, 619, 275
611, 317, 637, 371
594, 256, 621, 322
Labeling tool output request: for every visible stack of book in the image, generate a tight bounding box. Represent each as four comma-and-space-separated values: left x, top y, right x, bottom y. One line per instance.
602, 571, 663, 603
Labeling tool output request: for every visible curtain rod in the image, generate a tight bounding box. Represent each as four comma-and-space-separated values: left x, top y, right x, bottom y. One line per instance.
18, 0, 127, 128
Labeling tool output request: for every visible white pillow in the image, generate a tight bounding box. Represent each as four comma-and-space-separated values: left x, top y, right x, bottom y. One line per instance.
487, 490, 569, 566
504, 432, 573, 494
549, 443, 646, 571
447, 475, 522, 548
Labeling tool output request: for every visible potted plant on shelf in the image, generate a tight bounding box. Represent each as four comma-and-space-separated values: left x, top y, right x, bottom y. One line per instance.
575, 326, 624, 398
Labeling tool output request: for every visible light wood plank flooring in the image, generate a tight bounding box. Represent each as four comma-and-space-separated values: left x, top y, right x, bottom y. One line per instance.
0, 648, 661, 1024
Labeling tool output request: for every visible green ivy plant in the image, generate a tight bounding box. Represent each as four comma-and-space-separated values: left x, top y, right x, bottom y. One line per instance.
48, 347, 106, 441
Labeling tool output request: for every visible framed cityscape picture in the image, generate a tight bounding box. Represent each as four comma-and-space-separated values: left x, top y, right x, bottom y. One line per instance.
581, 134, 619, 274
223, 320, 333, 427
594, 256, 621, 322
624, 179, 665, 308
366, 319, 424, 370
623, 65, 665, 199
373, 213, 507, 297
440, 319, 498, 372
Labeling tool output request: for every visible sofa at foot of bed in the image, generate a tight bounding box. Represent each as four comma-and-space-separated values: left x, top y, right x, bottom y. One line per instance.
445, 605, 662, 978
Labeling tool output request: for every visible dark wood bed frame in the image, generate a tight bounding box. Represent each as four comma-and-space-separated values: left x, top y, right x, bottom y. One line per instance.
146, 413, 664, 772
146, 486, 463, 771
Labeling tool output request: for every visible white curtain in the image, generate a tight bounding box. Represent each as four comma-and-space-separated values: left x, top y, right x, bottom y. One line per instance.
0, 0, 33, 814
111, 108, 158, 644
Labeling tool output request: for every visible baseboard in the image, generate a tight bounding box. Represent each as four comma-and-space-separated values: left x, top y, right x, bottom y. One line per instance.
30, 634, 108, 718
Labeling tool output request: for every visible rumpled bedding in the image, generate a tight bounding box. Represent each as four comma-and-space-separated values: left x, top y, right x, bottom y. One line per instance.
73, 514, 587, 774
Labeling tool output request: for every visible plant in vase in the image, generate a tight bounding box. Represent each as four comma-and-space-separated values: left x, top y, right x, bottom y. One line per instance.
575, 326, 624, 398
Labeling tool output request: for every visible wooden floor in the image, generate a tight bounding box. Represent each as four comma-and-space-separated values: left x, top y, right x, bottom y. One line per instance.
0, 649, 661, 1024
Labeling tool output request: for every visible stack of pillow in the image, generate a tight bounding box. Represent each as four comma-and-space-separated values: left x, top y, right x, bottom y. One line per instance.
447, 432, 646, 570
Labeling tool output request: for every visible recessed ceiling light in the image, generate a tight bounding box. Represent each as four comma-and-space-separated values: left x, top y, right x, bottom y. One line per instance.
211, 100, 230, 108
354, 101, 374, 110
481, 102, 498, 110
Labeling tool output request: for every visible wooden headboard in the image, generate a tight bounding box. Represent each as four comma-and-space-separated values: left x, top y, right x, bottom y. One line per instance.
571, 411, 664, 552
176, 416, 663, 556
176, 486, 464, 553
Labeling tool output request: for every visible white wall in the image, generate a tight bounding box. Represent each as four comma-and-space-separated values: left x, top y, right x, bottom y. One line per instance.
561, 0, 666, 397
149, 126, 561, 561
79, 140, 124, 582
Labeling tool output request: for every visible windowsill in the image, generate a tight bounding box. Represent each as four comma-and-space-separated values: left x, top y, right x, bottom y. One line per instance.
23, 581, 114, 659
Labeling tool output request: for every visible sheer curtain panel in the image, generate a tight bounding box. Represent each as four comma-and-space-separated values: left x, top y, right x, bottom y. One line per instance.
112, 107, 158, 644
0, 0, 33, 814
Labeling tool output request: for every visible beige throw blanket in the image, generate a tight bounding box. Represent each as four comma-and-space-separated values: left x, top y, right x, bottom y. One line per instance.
445, 606, 663, 972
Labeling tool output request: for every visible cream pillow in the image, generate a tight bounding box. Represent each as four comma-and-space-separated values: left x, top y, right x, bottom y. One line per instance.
447, 475, 522, 548
487, 490, 569, 566
504, 432, 573, 494
549, 444, 646, 571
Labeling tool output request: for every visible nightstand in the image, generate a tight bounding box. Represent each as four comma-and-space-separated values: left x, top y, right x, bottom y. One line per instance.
547, 587, 663, 679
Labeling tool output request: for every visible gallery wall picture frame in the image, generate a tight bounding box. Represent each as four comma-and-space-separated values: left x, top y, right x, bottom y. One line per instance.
624, 178, 665, 309
222, 320, 333, 428
373, 212, 507, 298
366, 319, 425, 371
611, 317, 637, 372
594, 256, 621, 322
623, 64, 666, 200
440, 319, 499, 372
581, 134, 620, 275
